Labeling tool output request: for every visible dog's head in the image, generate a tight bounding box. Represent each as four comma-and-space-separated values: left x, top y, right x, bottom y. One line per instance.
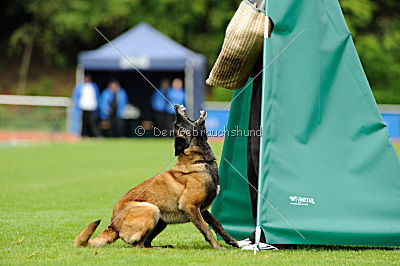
173, 105, 215, 161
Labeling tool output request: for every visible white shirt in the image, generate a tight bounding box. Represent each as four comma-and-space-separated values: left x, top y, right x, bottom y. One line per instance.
79, 83, 97, 111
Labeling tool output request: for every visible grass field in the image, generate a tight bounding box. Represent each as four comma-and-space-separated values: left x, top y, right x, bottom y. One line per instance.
1, 139, 400, 265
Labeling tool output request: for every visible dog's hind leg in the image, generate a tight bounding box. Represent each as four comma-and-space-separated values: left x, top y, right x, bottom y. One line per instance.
74, 220, 118, 247
141, 220, 173, 248
118, 202, 160, 246
87, 225, 119, 247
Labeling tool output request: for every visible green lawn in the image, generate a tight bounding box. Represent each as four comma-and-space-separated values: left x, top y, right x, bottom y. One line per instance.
1, 139, 399, 265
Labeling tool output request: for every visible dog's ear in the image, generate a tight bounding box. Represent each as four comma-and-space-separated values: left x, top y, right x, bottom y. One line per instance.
174, 137, 189, 156
195, 113, 207, 140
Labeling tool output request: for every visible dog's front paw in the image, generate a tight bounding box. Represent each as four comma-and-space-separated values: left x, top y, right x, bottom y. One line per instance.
224, 238, 239, 248
230, 240, 239, 248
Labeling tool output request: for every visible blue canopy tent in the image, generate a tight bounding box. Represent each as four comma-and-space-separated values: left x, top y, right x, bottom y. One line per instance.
72, 22, 206, 134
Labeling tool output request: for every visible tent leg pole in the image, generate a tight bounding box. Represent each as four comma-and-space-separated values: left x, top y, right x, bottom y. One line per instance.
254, 226, 262, 253
76, 65, 84, 84
184, 62, 195, 119
255, 2, 269, 252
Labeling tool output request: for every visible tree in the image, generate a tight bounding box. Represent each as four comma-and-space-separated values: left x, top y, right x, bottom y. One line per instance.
340, 0, 400, 103
2, 0, 399, 102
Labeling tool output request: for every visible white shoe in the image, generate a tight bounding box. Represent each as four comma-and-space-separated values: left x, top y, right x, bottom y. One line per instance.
237, 238, 252, 248
241, 242, 278, 251
258, 242, 278, 250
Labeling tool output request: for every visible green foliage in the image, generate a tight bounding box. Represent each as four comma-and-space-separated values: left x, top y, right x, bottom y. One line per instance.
208, 87, 233, 102
2, 0, 399, 102
5, 0, 240, 68
340, 0, 400, 103
31, 76, 54, 96
8, 75, 55, 96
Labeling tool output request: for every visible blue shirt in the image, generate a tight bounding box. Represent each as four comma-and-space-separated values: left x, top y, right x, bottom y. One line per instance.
151, 88, 185, 114
70, 82, 100, 134
151, 89, 168, 113
99, 88, 128, 120
72, 82, 100, 109
165, 88, 185, 114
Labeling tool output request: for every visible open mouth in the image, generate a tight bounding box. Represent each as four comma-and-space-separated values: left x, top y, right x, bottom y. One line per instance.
175, 105, 206, 123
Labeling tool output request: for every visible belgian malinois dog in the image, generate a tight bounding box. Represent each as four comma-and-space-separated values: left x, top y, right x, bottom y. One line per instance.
74, 105, 238, 249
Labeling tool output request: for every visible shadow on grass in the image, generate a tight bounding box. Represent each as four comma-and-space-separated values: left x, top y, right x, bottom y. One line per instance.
118, 243, 225, 251
82, 234, 400, 252
274, 244, 400, 251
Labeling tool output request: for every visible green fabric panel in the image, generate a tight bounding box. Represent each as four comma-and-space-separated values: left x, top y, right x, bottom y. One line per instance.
212, 79, 255, 240
258, 0, 400, 245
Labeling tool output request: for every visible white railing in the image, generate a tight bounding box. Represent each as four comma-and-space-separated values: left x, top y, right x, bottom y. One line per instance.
378, 104, 400, 114
0, 95, 71, 107
0, 94, 72, 133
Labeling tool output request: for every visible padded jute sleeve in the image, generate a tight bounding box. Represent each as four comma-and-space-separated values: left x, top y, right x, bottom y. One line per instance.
206, 0, 265, 90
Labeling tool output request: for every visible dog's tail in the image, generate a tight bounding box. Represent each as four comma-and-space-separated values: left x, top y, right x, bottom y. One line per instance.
73, 220, 118, 247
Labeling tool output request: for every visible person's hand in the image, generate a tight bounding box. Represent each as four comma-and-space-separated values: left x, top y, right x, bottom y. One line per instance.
100, 120, 110, 130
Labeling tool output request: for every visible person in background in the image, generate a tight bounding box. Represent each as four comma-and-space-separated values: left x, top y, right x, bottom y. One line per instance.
151, 78, 170, 132
165, 78, 185, 131
72, 74, 101, 137
99, 79, 128, 137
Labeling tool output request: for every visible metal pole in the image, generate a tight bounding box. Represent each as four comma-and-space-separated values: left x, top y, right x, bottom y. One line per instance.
184, 60, 195, 119
66, 100, 72, 133
76, 64, 84, 84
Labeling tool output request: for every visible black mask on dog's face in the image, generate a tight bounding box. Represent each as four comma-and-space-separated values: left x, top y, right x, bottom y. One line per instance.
173, 105, 208, 156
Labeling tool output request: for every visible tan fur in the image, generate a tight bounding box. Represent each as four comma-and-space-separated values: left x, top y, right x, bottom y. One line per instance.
74, 107, 238, 249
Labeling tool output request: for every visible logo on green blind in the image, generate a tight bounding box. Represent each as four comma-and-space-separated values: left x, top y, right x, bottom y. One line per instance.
289, 196, 316, 206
